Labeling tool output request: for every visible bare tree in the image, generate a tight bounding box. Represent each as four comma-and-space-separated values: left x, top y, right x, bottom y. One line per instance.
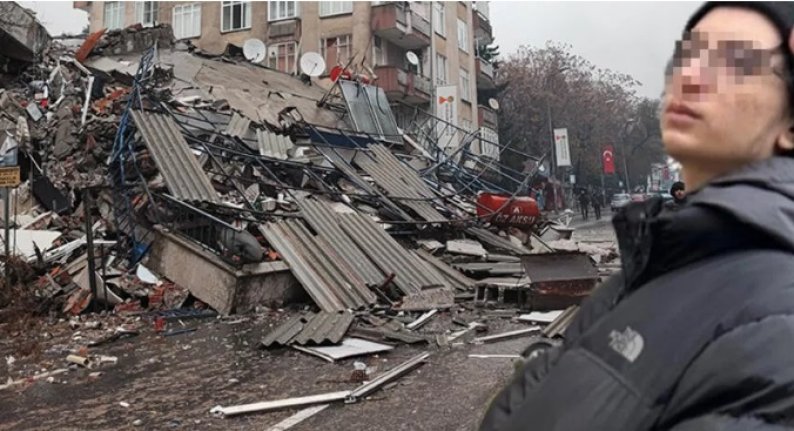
496, 42, 664, 192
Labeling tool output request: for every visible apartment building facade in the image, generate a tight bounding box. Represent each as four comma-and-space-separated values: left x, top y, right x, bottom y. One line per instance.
74, 1, 499, 155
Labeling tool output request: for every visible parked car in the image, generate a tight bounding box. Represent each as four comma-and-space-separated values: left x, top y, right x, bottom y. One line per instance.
610, 193, 631, 211
630, 193, 646, 202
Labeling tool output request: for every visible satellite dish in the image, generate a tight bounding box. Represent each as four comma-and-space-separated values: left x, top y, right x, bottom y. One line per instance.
488, 98, 500, 110
405, 51, 419, 66
300, 52, 326, 77
243, 39, 267, 63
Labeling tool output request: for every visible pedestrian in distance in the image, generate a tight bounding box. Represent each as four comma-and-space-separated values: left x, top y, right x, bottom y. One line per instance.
591, 190, 602, 220
577, 189, 590, 221
665, 181, 687, 211
480, 3, 794, 430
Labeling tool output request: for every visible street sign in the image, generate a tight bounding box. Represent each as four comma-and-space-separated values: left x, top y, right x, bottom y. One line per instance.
554, 128, 571, 167
0, 166, 20, 187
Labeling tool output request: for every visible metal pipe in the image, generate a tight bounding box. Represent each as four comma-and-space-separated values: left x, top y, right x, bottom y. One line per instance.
83, 189, 99, 313
3, 188, 8, 282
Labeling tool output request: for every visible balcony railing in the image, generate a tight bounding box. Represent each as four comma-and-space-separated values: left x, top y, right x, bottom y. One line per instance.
478, 105, 498, 128
477, 57, 494, 79
375, 66, 432, 104
372, 2, 431, 50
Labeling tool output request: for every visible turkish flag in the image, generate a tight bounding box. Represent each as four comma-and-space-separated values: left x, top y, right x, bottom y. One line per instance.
603, 146, 615, 174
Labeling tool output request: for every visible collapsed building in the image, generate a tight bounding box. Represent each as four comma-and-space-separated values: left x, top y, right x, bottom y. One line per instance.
0, 19, 617, 340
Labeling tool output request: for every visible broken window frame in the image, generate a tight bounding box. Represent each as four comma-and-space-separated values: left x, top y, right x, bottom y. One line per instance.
268, 1, 298, 22
479, 126, 500, 159
103, 2, 124, 30
268, 41, 298, 74
221, 0, 252, 32
372, 35, 387, 67
319, 1, 353, 17
321, 34, 352, 68
172, 3, 201, 40
135, 1, 159, 27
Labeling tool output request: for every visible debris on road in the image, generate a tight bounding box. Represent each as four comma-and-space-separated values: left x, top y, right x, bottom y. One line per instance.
0, 12, 621, 427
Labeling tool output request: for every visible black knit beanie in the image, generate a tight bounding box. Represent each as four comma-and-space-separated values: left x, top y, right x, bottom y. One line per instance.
685, 2, 794, 107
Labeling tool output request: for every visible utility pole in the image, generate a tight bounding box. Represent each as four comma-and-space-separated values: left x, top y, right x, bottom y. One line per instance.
546, 101, 559, 210
429, 1, 436, 118
3, 188, 8, 283
621, 120, 634, 193
622, 146, 631, 192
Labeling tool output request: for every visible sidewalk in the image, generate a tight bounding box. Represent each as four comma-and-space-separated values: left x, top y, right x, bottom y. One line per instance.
568, 213, 611, 230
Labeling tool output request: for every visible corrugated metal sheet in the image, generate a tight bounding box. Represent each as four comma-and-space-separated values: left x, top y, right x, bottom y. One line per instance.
466, 227, 531, 255
131, 111, 219, 203
315, 146, 414, 221
258, 219, 376, 312
452, 262, 524, 276
415, 249, 475, 291
354, 144, 446, 222
261, 311, 354, 348
337, 212, 449, 295
256, 129, 294, 160
297, 198, 384, 286
543, 305, 579, 338
520, 252, 599, 284
224, 112, 252, 138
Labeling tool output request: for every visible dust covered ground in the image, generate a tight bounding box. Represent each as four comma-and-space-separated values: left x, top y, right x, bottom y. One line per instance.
0, 310, 533, 431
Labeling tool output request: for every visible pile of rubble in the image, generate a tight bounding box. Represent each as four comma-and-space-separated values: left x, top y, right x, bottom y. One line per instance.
0, 9, 619, 419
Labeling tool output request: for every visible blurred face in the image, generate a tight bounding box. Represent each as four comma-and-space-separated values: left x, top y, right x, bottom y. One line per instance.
674, 189, 686, 201
662, 7, 794, 179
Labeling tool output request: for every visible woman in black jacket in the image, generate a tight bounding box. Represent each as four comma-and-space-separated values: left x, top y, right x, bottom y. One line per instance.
480, 3, 794, 430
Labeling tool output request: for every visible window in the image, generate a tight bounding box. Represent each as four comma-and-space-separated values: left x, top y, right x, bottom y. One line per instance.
222, 1, 251, 32
411, 2, 429, 20
135, 1, 158, 27
269, 42, 297, 73
457, 18, 469, 53
433, 2, 446, 37
321, 34, 351, 67
319, 1, 352, 17
269, 1, 298, 21
173, 3, 201, 39
459, 68, 470, 101
435, 53, 448, 85
373, 36, 387, 67
104, 2, 124, 30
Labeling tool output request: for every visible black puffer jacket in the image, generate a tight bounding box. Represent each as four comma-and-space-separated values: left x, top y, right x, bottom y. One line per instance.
480, 157, 794, 431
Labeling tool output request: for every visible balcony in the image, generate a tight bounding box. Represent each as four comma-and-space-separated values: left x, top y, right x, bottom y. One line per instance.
475, 57, 496, 90
473, 9, 493, 45
478, 105, 498, 129
374, 66, 431, 105
372, 3, 431, 50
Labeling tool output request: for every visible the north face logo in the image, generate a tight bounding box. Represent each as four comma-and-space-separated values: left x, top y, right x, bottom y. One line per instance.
609, 327, 644, 363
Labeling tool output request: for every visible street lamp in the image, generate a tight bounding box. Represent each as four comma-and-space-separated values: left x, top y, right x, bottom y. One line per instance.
604, 99, 635, 193
619, 118, 638, 192
544, 65, 570, 210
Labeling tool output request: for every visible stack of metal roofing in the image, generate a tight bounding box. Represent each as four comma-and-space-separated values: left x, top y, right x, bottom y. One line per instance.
261, 311, 354, 348
296, 198, 384, 286
336, 211, 450, 295
258, 219, 377, 313
354, 144, 447, 222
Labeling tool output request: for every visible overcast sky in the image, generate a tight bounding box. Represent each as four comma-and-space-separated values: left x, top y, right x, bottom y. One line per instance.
20, 1, 699, 98
490, 1, 701, 98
